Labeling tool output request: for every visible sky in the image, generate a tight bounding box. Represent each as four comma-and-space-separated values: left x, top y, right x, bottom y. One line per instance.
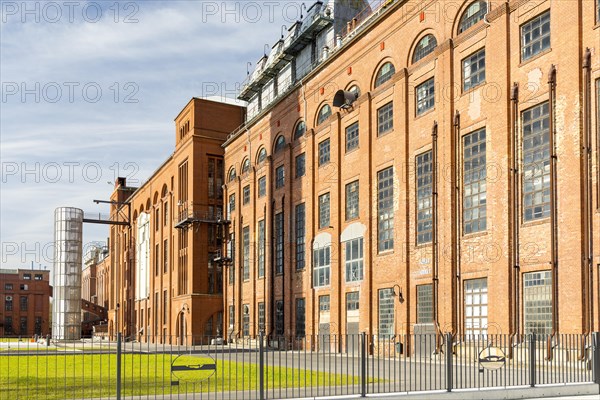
0, 0, 306, 271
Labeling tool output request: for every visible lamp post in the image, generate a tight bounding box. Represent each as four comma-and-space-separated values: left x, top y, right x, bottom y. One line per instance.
391, 284, 404, 354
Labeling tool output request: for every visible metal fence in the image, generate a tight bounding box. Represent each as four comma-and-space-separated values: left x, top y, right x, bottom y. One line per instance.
0, 332, 599, 400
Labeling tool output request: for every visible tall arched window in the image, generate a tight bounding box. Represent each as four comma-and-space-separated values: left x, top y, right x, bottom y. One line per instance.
294, 121, 306, 140
374, 62, 396, 88
317, 104, 332, 126
241, 159, 250, 174
458, 1, 488, 34
228, 168, 237, 182
274, 135, 286, 153
412, 34, 438, 63
256, 148, 267, 164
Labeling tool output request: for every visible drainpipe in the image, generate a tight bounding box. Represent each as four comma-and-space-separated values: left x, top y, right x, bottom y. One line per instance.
432, 121, 441, 353
453, 111, 461, 337
582, 48, 593, 336
510, 83, 521, 344
547, 65, 558, 361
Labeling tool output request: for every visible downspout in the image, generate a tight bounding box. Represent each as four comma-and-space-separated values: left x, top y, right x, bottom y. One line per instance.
453, 111, 461, 337
310, 128, 317, 343
510, 83, 521, 344
432, 121, 441, 353
402, 69, 411, 354
268, 156, 275, 339
252, 164, 257, 338
547, 65, 558, 361
281, 195, 285, 336
367, 91, 374, 342
288, 143, 294, 339
335, 112, 342, 351
582, 48, 593, 336
222, 183, 229, 338
237, 176, 243, 340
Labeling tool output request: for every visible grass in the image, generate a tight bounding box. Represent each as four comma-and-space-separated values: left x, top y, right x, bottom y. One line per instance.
0, 352, 364, 400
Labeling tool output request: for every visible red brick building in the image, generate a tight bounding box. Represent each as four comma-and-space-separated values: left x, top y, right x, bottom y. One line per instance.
0, 269, 51, 337
222, 0, 600, 343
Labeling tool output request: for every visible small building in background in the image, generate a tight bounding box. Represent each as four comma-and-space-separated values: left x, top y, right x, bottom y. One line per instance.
0, 269, 52, 337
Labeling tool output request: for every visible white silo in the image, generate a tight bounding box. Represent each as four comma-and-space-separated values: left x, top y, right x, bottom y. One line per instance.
52, 207, 83, 340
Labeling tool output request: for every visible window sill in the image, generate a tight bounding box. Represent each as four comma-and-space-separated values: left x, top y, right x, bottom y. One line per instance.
345, 216, 360, 223
415, 242, 433, 249
521, 217, 550, 228
461, 81, 486, 97
377, 249, 395, 257
462, 230, 489, 240
519, 48, 552, 67
415, 108, 435, 120
377, 129, 394, 138
318, 162, 331, 169
345, 146, 359, 155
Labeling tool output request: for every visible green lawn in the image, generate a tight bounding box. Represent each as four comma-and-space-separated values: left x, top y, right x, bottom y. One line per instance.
0, 352, 363, 400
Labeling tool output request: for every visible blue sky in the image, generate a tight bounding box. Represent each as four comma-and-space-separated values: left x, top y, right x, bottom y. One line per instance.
1, 0, 305, 270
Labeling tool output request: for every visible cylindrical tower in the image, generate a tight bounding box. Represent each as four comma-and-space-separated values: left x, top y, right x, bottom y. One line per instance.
52, 207, 83, 340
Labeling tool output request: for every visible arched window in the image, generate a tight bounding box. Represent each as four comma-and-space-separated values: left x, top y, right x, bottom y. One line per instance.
241, 159, 250, 174
274, 135, 286, 153
412, 34, 438, 63
256, 148, 267, 164
294, 121, 306, 140
228, 168, 237, 182
374, 62, 395, 88
458, 1, 488, 34
317, 104, 332, 126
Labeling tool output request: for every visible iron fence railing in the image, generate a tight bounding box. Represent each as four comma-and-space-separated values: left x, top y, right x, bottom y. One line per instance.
0, 332, 598, 400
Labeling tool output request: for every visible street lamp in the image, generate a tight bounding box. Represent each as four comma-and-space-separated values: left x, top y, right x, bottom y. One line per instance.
391, 284, 404, 304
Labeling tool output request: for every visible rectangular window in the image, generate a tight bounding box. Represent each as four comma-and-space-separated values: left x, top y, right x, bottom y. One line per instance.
295, 153, 306, 178
163, 239, 168, 273
20, 296, 28, 311
243, 226, 250, 281
275, 300, 284, 336
4, 283, 13, 290
313, 246, 331, 287
163, 201, 169, 226
276, 165, 285, 188
258, 302, 265, 333
378, 288, 394, 337
346, 122, 359, 152
178, 160, 188, 204
23, 274, 31, 280
34, 274, 43, 281
416, 78, 435, 115
319, 193, 330, 229
295, 203, 306, 271
5, 296, 13, 311
522, 102, 550, 221
163, 290, 168, 325
229, 305, 235, 327
228, 194, 235, 215
156, 241, 160, 276
345, 180, 359, 221
346, 292, 360, 311
228, 233, 235, 284
296, 298, 306, 337
319, 295, 330, 312
34, 317, 42, 336
4, 317, 13, 335
462, 48, 486, 91
243, 304, 250, 337
20, 317, 27, 335
463, 128, 487, 234
378, 167, 394, 252
521, 11, 550, 61
319, 139, 330, 166
417, 284, 434, 324
417, 151, 433, 244
523, 271, 552, 335
377, 102, 394, 136
464, 278, 488, 336
258, 220, 265, 278
258, 176, 266, 197
243, 185, 250, 205
345, 237, 364, 282
275, 212, 284, 275
155, 208, 159, 230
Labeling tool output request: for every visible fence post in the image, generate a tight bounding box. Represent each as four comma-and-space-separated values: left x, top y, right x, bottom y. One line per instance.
529, 333, 536, 388
361, 332, 367, 397
593, 332, 600, 386
116, 332, 122, 400
259, 332, 265, 400
445, 333, 453, 392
